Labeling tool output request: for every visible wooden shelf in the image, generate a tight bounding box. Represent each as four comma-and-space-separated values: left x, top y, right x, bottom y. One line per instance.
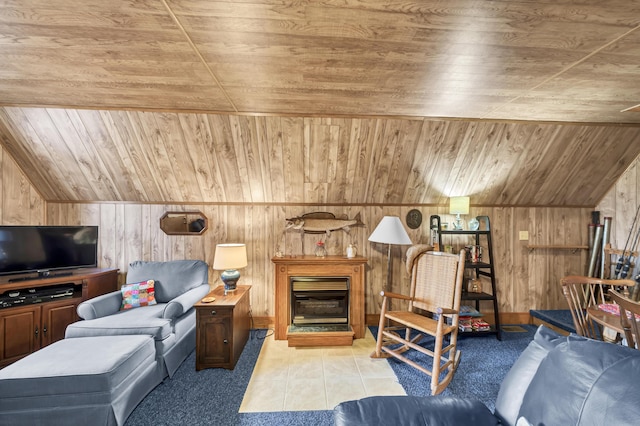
527, 245, 588, 253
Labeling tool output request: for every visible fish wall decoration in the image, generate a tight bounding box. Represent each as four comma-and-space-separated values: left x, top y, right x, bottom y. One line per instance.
285, 212, 364, 235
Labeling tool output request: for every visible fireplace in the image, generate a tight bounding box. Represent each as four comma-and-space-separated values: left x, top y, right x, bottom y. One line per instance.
290, 276, 349, 326
272, 255, 367, 346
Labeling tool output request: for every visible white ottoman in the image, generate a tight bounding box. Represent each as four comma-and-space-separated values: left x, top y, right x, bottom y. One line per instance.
0, 335, 162, 426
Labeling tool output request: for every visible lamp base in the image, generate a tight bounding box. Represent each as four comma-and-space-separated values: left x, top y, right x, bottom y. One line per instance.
453, 214, 463, 230
220, 269, 240, 292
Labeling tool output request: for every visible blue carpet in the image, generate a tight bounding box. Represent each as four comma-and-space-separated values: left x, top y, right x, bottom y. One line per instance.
373, 325, 537, 412
126, 326, 536, 425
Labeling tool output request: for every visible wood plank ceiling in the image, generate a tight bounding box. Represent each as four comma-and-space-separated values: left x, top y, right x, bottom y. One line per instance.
1, 1, 640, 206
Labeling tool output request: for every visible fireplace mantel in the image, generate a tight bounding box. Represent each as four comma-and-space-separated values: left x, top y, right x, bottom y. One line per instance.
272, 255, 367, 346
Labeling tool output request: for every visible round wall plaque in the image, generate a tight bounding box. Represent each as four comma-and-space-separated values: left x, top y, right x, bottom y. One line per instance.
406, 209, 422, 229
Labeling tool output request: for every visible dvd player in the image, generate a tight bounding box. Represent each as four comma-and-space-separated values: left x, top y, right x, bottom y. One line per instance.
0, 285, 75, 309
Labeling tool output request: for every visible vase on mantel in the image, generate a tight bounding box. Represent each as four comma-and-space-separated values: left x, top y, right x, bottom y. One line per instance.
315, 241, 327, 257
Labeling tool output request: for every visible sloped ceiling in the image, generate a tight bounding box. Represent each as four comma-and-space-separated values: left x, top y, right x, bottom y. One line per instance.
1, 1, 640, 206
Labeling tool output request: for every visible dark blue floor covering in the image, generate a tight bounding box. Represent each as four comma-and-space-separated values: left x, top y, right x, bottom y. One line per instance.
126, 325, 537, 426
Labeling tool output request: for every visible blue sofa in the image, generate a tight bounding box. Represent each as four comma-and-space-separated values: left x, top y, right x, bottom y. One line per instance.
66, 259, 211, 377
0, 259, 211, 426
334, 325, 640, 425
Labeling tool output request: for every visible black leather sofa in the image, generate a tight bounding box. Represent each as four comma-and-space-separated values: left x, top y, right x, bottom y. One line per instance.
334, 325, 640, 425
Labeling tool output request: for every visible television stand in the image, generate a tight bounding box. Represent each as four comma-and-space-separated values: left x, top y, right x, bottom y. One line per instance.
0, 268, 118, 368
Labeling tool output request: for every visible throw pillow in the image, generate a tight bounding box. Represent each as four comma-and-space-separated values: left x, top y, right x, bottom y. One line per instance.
121, 280, 157, 310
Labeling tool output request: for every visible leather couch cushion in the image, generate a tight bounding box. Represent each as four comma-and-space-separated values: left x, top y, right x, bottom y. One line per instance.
494, 325, 568, 426
518, 337, 640, 425
127, 259, 208, 303
334, 395, 499, 426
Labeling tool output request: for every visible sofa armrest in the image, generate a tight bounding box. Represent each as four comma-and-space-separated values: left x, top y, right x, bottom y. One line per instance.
76, 290, 123, 320
162, 284, 211, 319
334, 396, 498, 426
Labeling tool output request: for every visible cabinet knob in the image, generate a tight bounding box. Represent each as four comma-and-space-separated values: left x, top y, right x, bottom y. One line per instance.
211, 310, 217, 315
34, 326, 38, 337
43, 325, 47, 335
223, 339, 228, 344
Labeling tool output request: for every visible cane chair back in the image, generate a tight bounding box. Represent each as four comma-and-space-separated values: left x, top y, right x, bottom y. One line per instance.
609, 289, 640, 349
372, 245, 465, 395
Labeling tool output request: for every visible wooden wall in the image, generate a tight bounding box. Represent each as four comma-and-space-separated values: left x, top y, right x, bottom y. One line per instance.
597, 155, 640, 255
0, 144, 44, 224
45, 202, 591, 322
3, 137, 639, 323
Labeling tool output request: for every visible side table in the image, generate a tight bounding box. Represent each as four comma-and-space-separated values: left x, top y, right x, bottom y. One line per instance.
195, 285, 251, 370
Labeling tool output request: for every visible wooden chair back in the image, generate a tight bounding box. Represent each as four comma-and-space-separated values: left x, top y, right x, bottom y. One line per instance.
561, 275, 635, 339
609, 289, 640, 349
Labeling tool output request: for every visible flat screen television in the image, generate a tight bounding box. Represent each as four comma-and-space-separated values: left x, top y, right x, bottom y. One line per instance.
0, 226, 98, 278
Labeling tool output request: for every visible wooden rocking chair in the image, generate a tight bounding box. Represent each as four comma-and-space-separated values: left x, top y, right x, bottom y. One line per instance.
371, 245, 465, 395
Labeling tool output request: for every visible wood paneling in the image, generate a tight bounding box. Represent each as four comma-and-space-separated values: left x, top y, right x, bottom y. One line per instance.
0, 143, 44, 225
1, 1, 640, 123
2, 108, 639, 207
43, 202, 591, 318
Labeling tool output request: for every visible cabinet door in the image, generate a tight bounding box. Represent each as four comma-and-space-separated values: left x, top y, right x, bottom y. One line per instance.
196, 309, 231, 369
0, 305, 41, 367
42, 298, 80, 347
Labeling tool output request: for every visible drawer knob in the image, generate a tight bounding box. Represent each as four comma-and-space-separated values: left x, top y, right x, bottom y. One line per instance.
211, 310, 217, 315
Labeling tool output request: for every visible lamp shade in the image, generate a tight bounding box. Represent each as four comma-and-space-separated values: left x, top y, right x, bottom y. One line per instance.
449, 196, 470, 215
213, 243, 248, 270
368, 216, 412, 245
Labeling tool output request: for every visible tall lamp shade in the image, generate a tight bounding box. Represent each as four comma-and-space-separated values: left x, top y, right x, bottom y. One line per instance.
213, 243, 248, 292
368, 216, 412, 296
449, 196, 470, 230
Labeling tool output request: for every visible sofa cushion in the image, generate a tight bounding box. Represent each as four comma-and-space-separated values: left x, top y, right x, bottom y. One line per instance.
121, 280, 157, 310
66, 304, 172, 340
126, 260, 208, 303
493, 325, 568, 426
518, 336, 640, 425
334, 395, 499, 426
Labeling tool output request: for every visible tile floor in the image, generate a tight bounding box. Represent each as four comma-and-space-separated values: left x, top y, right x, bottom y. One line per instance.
239, 329, 406, 412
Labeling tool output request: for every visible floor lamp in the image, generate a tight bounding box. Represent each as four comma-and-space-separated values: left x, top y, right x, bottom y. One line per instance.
368, 216, 413, 307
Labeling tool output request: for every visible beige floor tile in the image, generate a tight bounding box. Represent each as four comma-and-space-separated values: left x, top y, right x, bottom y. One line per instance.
354, 355, 398, 379
323, 346, 354, 358
322, 355, 359, 378
287, 356, 324, 380
292, 346, 324, 359
284, 378, 327, 411
239, 379, 287, 412
325, 376, 367, 409
362, 377, 407, 396
251, 357, 290, 381
240, 329, 404, 413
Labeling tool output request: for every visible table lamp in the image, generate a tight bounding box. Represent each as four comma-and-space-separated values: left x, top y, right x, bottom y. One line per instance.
213, 243, 248, 292
449, 196, 470, 230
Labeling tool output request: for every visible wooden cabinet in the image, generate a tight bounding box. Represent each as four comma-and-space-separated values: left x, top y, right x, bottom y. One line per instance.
0, 305, 41, 366
0, 268, 118, 367
195, 285, 250, 370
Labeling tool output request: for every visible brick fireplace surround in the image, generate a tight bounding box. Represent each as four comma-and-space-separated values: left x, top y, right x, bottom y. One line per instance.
272, 256, 367, 347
